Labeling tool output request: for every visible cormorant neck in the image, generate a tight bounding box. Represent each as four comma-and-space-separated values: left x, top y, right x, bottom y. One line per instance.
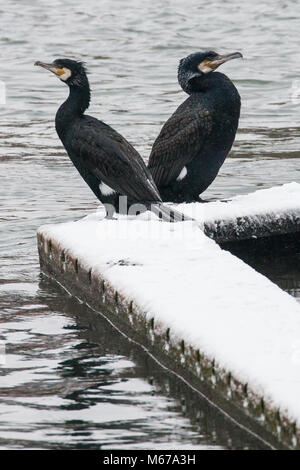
180, 71, 227, 95
66, 78, 91, 116
55, 76, 91, 139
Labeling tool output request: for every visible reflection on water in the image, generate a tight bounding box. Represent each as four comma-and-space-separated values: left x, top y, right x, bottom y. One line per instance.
0, 278, 269, 450
0, 0, 300, 450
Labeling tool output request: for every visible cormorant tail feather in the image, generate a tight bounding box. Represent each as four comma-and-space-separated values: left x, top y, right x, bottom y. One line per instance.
150, 203, 194, 223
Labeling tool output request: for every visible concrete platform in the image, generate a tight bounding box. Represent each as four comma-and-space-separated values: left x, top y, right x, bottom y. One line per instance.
179, 182, 300, 243
37, 183, 300, 449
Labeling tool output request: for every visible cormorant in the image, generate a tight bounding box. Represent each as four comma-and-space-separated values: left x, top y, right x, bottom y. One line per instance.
34, 58, 187, 222
148, 51, 242, 203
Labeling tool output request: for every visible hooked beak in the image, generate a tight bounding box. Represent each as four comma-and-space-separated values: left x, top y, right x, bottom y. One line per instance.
34, 61, 64, 76
208, 52, 243, 70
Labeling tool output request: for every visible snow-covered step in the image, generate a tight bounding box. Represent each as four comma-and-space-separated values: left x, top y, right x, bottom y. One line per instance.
179, 182, 300, 242
37, 184, 300, 449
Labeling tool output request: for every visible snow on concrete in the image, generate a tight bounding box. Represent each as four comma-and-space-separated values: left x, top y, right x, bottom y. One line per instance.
39, 183, 300, 423
178, 182, 300, 233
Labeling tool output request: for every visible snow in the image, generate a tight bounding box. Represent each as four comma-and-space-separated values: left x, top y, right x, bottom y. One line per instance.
38, 183, 300, 423
178, 182, 300, 235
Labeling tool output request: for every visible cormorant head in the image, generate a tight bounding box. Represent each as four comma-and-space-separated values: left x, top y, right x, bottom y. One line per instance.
34, 58, 88, 87
178, 51, 242, 94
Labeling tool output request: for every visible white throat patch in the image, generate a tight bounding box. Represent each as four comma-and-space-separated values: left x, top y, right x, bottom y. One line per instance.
176, 166, 187, 181
99, 181, 116, 196
59, 67, 72, 81
198, 62, 213, 74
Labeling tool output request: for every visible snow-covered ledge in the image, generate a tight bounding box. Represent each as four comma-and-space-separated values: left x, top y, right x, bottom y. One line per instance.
37, 183, 300, 450
179, 182, 300, 242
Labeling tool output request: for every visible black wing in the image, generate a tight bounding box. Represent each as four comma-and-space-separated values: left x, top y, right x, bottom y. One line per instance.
68, 116, 161, 203
148, 104, 212, 187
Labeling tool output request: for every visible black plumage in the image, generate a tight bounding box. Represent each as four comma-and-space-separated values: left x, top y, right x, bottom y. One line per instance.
35, 58, 187, 222
148, 51, 242, 203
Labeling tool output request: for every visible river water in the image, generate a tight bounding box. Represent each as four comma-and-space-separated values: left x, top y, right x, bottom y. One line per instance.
0, 0, 299, 450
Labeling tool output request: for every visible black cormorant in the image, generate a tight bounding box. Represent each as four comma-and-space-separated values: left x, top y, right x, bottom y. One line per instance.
34, 58, 187, 221
148, 51, 242, 203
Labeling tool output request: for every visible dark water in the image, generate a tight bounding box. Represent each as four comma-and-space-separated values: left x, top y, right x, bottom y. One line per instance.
0, 0, 300, 450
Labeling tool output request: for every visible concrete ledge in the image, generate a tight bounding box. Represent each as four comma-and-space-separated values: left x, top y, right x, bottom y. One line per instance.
36, 191, 300, 449
179, 182, 300, 243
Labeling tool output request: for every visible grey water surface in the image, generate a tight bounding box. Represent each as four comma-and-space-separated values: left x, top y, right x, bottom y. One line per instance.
0, 0, 300, 450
